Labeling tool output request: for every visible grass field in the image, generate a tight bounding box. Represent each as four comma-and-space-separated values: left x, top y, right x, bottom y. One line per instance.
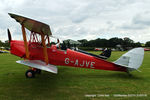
0, 51, 150, 100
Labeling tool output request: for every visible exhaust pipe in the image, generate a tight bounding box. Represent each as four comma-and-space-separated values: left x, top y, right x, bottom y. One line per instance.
7, 28, 12, 43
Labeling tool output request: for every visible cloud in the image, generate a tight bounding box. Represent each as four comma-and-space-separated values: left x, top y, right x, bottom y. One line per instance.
133, 12, 150, 26
120, 23, 146, 30
120, 11, 150, 30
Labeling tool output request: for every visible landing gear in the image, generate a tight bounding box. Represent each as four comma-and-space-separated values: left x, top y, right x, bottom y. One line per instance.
126, 70, 132, 77
35, 69, 41, 74
127, 72, 132, 77
25, 69, 35, 78
25, 68, 42, 78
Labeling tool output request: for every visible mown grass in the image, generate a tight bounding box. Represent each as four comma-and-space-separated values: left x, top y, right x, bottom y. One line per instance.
0, 51, 150, 100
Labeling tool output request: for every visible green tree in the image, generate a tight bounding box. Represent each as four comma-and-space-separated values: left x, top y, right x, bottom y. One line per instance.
78, 39, 88, 47
109, 37, 124, 47
123, 37, 134, 47
3, 40, 10, 47
145, 41, 150, 47
0, 40, 4, 47
134, 42, 142, 47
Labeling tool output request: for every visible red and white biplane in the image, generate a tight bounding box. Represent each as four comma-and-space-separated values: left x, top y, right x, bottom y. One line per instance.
8, 13, 144, 78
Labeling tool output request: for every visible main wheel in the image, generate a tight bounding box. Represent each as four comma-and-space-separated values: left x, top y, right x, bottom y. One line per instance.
25, 69, 35, 78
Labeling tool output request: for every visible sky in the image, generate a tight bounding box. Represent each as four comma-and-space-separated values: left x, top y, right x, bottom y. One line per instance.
0, 0, 150, 43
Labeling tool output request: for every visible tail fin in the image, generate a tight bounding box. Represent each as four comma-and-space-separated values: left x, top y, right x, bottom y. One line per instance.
114, 48, 144, 71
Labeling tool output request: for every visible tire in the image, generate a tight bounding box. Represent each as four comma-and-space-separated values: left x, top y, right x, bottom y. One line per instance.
25, 69, 35, 78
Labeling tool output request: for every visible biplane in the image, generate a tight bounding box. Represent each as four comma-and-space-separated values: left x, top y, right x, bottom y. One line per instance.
8, 13, 144, 78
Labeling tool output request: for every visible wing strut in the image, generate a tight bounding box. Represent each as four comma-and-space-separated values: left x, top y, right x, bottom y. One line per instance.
21, 25, 29, 59
41, 34, 49, 65
47, 35, 50, 47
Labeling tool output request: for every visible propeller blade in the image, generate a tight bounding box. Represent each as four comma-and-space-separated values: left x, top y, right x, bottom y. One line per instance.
7, 28, 12, 42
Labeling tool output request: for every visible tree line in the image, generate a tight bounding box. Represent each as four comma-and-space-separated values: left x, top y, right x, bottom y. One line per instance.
0, 37, 150, 49
0, 40, 9, 48
78, 37, 150, 48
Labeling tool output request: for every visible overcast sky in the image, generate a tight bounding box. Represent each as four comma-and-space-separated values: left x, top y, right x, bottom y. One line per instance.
0, 0, 150, 43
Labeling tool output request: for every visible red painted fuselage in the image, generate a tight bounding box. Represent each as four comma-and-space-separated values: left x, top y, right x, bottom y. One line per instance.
10, 40, 127, 72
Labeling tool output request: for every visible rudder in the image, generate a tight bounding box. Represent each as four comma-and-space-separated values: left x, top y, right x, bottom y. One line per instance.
114, 48, 144, 71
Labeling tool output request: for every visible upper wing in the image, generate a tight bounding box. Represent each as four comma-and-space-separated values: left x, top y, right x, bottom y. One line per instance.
8, 13, 52, 36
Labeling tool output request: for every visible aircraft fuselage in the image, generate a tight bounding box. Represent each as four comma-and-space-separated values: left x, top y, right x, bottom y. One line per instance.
10, 40, 127, 72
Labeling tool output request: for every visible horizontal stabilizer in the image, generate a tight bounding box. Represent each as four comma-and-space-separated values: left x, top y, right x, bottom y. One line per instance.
114, 48, 144, 71
16, 60, 57, 74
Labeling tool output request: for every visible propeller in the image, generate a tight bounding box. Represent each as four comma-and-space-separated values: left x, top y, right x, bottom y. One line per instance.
7, 28, 12, 42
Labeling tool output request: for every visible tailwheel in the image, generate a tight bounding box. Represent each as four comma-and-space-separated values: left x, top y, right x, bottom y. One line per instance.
126, 70, 132, 77
25, 69, 35, 78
